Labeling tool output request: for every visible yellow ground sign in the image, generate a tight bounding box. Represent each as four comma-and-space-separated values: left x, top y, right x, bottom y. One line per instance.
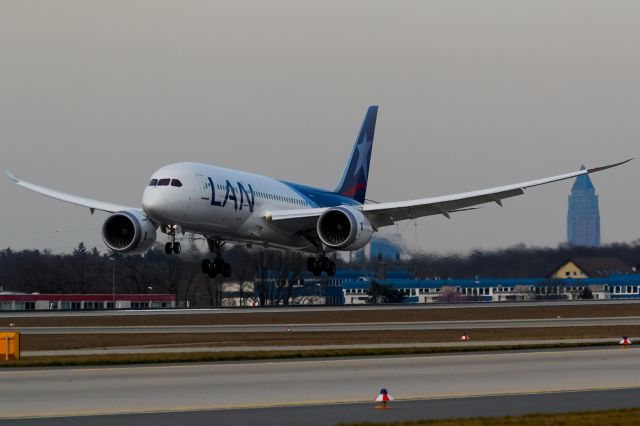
0, 332, 20, 360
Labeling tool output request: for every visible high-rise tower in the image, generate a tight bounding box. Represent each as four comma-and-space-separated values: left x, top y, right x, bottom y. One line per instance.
567, 166, 600, 247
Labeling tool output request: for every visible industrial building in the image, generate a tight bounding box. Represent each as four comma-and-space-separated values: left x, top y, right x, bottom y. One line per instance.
338, 273, 640, 304
0, 293, 176, 311
328, 257, 639, 305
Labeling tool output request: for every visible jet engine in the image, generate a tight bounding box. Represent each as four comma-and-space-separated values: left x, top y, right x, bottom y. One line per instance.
316, 206, 373, 251
102, 210, 157, 255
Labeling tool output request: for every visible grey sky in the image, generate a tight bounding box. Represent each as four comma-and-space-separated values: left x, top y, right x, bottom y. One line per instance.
1, 1, 638, 254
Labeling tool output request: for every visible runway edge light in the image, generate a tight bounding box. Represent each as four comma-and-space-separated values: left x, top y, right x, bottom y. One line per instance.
375, 388, 394, 409
619, 336, 632, 347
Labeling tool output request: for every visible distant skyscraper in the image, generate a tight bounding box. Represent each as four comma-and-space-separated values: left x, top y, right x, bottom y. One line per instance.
567, 166, 600, 247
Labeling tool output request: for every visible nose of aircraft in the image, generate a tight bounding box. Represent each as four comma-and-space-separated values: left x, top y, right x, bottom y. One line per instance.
142, 187, 167, 218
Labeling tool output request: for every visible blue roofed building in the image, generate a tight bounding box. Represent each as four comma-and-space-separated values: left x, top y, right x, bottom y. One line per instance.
340, 274, 640, 305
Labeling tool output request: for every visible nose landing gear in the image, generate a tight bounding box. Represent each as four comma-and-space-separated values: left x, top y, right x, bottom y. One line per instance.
165, 242, 181, 255
163, 225, 181, 254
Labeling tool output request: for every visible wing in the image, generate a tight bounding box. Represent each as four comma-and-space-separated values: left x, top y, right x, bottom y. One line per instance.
363, 159, 632, 227
265, 159, 632, 231
264, 208, 329, 233
6, 170, 138, 214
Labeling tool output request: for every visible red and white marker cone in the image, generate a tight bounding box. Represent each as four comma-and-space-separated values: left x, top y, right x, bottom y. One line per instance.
374, 388, 394, 409
460, 333, 470, 341
619, 336, 632, 346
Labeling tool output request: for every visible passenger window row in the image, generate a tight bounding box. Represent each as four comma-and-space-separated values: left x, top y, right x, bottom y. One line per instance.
149, 178, 182, 187
210, 184, 307, 206
254, 190, 306, 206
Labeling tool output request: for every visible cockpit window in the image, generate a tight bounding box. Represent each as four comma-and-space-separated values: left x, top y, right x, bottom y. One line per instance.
149, 179, 158, 186
157, 178, 170, 186
170, 179, 182, 187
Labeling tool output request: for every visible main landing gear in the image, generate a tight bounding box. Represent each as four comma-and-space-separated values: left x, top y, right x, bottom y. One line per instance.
201, 239, 231, 278
201, 258, 231, 278
307, 255, 336, 277
164, 225, 181, 254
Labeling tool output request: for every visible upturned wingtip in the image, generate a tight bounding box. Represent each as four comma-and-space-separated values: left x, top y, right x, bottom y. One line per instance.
5, 170, 18, 182
587, 158, 633, 174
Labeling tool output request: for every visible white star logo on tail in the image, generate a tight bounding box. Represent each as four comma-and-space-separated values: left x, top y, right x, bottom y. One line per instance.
353, 132, 372, 179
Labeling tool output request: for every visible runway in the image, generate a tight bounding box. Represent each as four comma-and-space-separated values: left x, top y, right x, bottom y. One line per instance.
5, 388, 640, 426
2, 347, 640, 420
7, 316, 640, 334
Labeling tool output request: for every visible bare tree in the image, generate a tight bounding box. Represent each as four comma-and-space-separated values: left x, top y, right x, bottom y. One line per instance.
251, 249, 307, 306
437, 286, 464, 303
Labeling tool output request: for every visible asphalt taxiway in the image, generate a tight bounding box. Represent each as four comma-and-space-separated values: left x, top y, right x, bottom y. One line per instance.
8, 316, 640, 334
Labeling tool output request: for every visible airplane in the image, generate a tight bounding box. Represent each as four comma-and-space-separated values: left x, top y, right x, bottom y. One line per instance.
6, 106, 631, 278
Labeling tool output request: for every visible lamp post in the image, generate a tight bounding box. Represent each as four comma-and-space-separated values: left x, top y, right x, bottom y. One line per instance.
147, 286, 153, 309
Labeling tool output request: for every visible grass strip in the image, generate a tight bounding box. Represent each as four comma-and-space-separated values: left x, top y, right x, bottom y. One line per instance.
19, 325, 640, 350
341, 407, 640, 425
0, 341, 620, 368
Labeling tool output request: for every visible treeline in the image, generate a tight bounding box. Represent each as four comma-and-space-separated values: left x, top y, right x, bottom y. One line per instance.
0, 243, 332, 307
1, 240, 640, 306
399, 241, 640, 279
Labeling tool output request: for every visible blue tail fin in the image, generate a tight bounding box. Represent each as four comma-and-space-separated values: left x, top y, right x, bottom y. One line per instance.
334, 106, 378, 204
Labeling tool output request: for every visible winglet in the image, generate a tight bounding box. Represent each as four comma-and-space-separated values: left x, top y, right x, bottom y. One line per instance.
5, 170, 19, 183
587, 158, 633, 174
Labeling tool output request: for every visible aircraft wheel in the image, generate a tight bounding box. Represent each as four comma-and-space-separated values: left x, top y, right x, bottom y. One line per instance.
312, 261, 323, 277
213, 258, 225, 272
201, 259, 211, 274
165, 242, 173, 255
320, 256, 330, 270
327, 261, 336, 277
306, 257, 316, 272
173, 242, 181, 254
222, 262, 231, 278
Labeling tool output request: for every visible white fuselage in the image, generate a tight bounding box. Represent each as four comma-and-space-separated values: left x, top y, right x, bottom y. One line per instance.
142, 162, 317, 250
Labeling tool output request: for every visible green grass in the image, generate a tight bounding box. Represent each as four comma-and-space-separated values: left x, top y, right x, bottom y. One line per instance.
341, 408, 640, 425
0, 341, 619, 368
